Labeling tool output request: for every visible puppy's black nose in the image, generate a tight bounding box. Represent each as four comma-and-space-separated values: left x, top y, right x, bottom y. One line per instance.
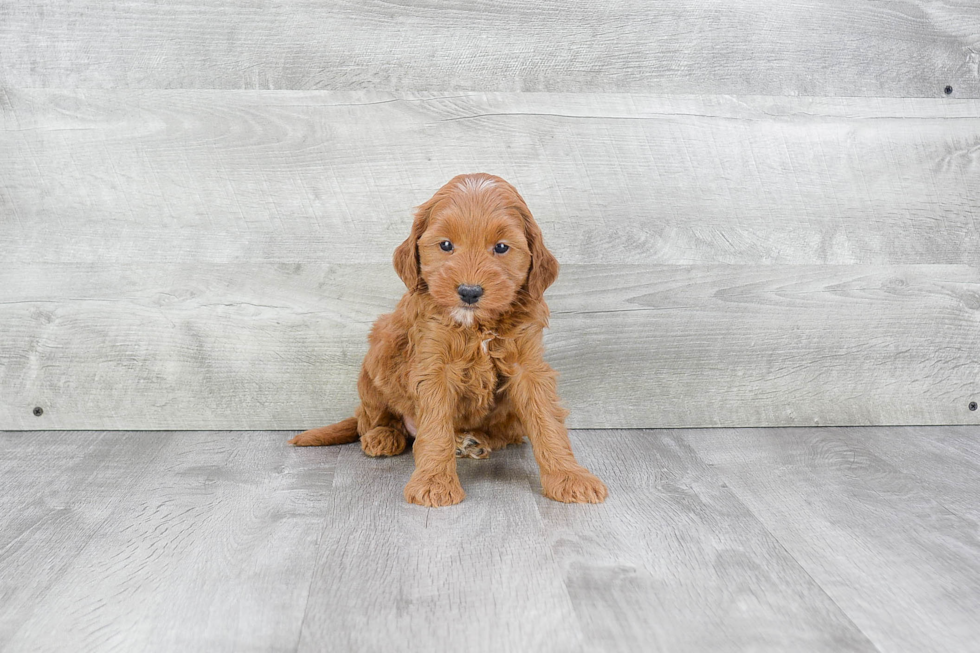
457, 284, 484, 305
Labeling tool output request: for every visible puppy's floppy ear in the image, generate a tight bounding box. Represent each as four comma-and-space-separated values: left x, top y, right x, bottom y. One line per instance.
516, 196, 559, 300
393, 194, 437, 291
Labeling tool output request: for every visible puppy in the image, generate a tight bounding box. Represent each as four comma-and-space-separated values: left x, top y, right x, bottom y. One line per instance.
290, 173, 607, 507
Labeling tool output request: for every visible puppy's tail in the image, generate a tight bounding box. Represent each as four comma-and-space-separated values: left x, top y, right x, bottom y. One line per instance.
288, 416, 359, 447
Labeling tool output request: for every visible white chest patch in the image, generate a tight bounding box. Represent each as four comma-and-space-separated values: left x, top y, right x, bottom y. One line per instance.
481, 331, 497, 354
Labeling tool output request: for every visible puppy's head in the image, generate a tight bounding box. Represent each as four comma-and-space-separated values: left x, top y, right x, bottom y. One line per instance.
394, 173, 558, 326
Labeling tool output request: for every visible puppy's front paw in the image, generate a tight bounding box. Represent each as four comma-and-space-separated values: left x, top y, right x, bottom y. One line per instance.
404, 472, 465, 507
542, 469, 608, 504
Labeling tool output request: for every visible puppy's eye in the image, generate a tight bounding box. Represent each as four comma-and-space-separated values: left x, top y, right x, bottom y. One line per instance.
493, 243, 510, 254
439, 241, 454, 252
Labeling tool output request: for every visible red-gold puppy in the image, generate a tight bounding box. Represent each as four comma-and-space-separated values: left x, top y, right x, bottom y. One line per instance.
290, 173, 607, 507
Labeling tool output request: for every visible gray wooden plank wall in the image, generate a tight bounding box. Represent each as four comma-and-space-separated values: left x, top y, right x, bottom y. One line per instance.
2, 1, 979, 96
1, 2, 978, 430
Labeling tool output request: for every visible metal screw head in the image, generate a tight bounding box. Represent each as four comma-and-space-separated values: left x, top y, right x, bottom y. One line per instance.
33, 406, 44, 417
944, 85, 953, 95
971, 402, 978, 412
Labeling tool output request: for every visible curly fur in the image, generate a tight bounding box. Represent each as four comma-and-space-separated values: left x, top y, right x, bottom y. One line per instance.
290, 173, 607, 507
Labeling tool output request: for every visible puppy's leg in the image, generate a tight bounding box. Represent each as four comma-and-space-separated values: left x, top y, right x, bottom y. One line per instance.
510, 364, 607, 504
356, 368, 409, 457
404, 380, 465, 507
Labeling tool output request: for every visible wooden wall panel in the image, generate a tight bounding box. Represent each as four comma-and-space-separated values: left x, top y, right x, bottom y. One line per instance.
1, 1, 978, 97
2, 262, 977, 430
3, 3, 978, 430
3, 91, 978, 268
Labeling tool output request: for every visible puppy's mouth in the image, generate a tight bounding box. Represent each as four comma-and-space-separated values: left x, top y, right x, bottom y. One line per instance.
450, 304, 480, 326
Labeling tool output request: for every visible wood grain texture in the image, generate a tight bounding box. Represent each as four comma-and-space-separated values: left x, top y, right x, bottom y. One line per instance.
1, 0, 978, 96
0, 431, 171, 646
2, 431, 340, 653
844, 425, 980, 523
526, 430, 875, 652
686, 426, 980, 653
2, 261, 977, 430
3, 93, 978, 429
296, 443, 583, 653
4, 428, 980, 651
3, 90, 979, 267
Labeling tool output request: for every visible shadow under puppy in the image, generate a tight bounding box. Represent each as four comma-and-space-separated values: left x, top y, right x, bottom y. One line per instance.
290, 173, 607, 507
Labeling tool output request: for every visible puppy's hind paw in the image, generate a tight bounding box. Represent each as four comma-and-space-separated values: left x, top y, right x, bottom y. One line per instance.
455, 431, 491, 459
361, 426, 408, 457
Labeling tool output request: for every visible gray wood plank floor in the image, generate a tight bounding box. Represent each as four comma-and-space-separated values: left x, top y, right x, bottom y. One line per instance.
1, 428, 978, 652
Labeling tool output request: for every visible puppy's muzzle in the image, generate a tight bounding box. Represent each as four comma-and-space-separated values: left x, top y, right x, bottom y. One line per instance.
457, 284, 484, 305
